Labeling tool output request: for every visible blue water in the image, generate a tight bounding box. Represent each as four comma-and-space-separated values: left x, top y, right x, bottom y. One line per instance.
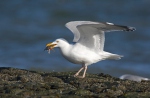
0, 0, 150, 78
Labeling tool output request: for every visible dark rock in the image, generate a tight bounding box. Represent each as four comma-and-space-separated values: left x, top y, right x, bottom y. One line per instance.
0, 67, 150, 97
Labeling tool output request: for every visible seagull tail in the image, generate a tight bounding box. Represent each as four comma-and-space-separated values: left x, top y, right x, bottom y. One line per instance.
101, 52, 123, 60
108, 54, 123, 60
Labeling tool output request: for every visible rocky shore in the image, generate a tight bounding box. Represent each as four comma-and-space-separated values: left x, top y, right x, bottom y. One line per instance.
0, 67, 150, 98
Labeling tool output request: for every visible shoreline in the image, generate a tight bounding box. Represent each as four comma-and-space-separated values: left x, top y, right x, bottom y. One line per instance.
0, 67, 150, 97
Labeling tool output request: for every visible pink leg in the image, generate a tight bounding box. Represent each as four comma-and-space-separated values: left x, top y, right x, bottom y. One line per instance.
82, 66, 87, 78
76, 66, 87, 78
74, 66, 84, 77
74, 63, 88, 78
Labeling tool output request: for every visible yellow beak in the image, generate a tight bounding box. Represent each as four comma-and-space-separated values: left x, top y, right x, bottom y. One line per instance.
44, 43, 57, 50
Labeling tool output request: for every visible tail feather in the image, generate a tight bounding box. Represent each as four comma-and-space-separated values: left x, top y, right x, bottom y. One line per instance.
101, 52, 123, 60
107, 54, 123, 60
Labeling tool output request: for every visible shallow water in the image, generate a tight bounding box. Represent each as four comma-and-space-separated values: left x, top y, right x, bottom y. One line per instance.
0, 0, 150, 78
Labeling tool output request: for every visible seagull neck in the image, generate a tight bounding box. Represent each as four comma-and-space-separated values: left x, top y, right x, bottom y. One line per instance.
59, 41, 71, 53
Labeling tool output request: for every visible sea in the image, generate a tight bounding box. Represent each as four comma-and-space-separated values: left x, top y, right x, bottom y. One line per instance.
0, 0, 150, 78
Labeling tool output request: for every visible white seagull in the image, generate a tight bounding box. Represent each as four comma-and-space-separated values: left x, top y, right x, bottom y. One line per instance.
120, 74, 149, 82
45, 21, 135, 78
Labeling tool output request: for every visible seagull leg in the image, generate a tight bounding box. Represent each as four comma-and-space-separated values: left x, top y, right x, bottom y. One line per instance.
82, 65, 87, 78
74, 63, 88, 78
76, 65, 87, 78
74, 66, 84, 77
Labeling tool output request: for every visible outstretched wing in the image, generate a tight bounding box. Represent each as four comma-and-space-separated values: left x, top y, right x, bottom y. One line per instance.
65, 21, 135, 52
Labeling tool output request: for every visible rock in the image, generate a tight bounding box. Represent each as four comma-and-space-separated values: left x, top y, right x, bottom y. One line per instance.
0, 67, 150, 97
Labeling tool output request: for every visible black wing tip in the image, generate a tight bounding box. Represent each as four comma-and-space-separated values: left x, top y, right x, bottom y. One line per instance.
125, 26, 136, 31
105, 22, 136, 32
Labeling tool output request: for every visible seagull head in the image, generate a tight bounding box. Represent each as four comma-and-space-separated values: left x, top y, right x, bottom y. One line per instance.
44, 38, 68, 51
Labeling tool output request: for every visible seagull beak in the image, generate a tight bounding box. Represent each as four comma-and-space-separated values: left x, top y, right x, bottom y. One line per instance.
44, 42, 57, 51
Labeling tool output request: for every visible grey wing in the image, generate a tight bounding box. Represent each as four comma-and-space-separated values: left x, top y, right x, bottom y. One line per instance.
85, 22, 136, 32
66, 21, 135, 42
77, 25, 105, 51
65, 21, 136, 51
65, 21, 100, 42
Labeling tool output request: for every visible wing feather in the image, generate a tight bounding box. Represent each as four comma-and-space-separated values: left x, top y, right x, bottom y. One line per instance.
65, 21, 135, 52
77, 25, 104, 51
65, 21, 99, 42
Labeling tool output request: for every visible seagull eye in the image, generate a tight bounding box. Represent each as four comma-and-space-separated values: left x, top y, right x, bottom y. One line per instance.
56, 41, 59, 43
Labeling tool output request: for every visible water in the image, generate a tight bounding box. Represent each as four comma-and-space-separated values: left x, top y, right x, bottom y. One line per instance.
0, 0, 150, 78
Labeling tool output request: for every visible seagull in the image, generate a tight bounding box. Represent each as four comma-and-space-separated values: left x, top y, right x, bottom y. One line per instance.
120, 74, 149, 82
45, 21, 135, 78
